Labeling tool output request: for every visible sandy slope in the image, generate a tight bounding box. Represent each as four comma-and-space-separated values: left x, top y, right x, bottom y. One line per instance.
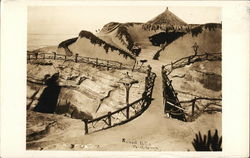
98, 23, 162, 50
97, 28, 131, 53
127, 24, 162, 48
159, 27, 221, 62
67, 37, 135, 65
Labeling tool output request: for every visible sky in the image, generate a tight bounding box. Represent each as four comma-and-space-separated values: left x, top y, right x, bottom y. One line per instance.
28, 6, 221, 36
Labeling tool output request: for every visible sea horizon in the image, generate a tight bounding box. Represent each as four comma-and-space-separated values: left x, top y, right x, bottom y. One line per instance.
27, 33, 78, 51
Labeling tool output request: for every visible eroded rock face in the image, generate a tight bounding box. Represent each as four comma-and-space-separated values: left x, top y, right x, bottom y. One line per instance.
170, 60, 221, 98
26, 110, 84, 149
55, 88, 96, 120
169, 60, 222, 118
27, 59, 145, 120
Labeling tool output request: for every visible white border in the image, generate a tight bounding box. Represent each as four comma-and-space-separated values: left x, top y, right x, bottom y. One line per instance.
1, 1, 249, 158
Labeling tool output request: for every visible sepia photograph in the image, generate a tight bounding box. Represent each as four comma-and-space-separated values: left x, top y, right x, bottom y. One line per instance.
1, 0, 250, 157
26, 5, 223, 151
24, 4, 225, 152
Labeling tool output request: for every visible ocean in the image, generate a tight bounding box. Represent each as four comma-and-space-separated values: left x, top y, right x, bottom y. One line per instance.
27, 34, 77, 51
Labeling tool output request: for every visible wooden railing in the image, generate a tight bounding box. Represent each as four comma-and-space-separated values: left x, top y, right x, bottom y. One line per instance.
162, 66, 186, 121
162, 53, 222, 122
83, 68, 156, 134
163, 53, 221, 75
27, 52, 148, 73
179, 97, 222, 121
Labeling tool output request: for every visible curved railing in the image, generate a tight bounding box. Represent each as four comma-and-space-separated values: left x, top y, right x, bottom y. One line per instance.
27, 52, 148, 73
162, 53, 222, 122
163, 53, 221, 75
83, 70, 156, 134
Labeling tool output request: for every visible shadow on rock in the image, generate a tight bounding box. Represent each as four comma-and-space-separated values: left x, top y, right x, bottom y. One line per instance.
34, 73, 61, 113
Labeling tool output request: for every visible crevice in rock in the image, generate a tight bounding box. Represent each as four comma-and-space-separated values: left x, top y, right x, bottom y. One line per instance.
34, 73, 61, 113
77, 76, 88, 85
95, 89, 114, 113
171, 74, 186, 78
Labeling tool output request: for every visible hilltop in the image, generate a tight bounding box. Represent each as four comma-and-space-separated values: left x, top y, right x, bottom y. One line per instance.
97, 8, 221, 59
142, 7, 187, 31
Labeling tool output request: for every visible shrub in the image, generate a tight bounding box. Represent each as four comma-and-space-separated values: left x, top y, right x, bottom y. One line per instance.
78, 30, 135, 60
58, 37, 78, 48
116, 26, 134, 52
204, 23, 221, 31
192, 129, 222, 151
191, 26, 203, 37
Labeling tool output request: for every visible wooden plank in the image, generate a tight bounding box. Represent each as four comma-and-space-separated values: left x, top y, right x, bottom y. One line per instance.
166, 101, 185, 111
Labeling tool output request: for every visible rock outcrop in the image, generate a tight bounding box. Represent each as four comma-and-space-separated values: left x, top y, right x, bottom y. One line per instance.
27, 60, 145, 120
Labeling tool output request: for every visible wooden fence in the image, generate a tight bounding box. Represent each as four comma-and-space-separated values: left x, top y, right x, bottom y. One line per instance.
161, 53, 222, 122
27, 52, 148, 73
83, 67, 156, 134
179, 97, 222, 121
163, 53, 221, 75
162, 66, 186, 121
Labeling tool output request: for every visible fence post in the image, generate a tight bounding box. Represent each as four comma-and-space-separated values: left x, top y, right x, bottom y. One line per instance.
171, 62, 173, 70
161, 65, 165, 73
83, 119, 89, 134
191, 98, 196, 117
144, 65, 151, 93
175, 92, 178, 97
162, 65, 166, 108
107, 112, 112, 127
149, 75, 155, 99
147, 65, 152, 77
126, 106, 130, 119
28, 54, 30, 60
145, 74, 149, 91
75, 54, 79, 63
169, 80, 172, 85
205, 52, 209, 59
107, 61, 109, 70
64, 55, 67, 61
35, 52, 38, 60
188, 56, 191, 63
96, 58, 98, 66
53, 52, 56, 60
